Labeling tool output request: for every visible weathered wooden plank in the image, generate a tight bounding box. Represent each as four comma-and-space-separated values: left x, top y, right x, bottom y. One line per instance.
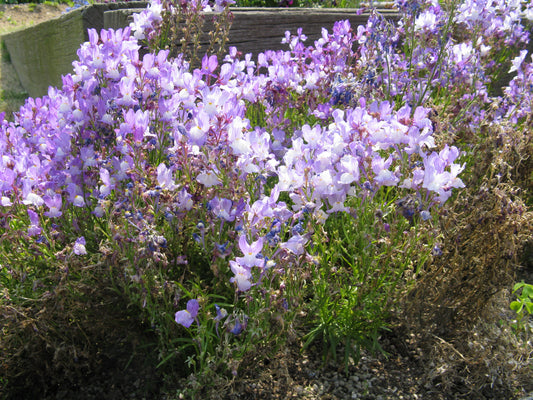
3, 7, 86, 98
105, 7, 398, 62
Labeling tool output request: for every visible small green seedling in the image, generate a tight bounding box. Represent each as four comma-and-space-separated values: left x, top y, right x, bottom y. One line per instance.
510, 282, 533, 334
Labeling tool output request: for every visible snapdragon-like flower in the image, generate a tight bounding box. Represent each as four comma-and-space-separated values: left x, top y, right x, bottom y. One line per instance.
175, 299, 200, 328
23, 192, 45, 207
44, 193, 63, 218
280, 234, 308, 256
214, 303, 228, 336
27, 209, 41, 237
208, 196, 245, 222
414, 9, 439, 33
156, 163, 178, 191
73, 236, 87, 255
422, 145, 465, 203
1, 196, 12, 207
212, 0, 236, 13
229, 260, 253, 291
235, 235, 265, 268
0, 0, 480, 339
509, 49, 528, 74
228, 315, 247, 335
176, 188, 194, 211
197, 170, 221, 187
130, 0, 163, 40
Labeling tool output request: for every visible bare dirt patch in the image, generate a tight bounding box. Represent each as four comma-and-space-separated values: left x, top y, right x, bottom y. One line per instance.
0, 3, 68, 35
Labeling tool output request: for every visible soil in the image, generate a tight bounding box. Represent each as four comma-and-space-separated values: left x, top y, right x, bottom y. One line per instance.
0, 4, 532, 400
0, 3, 69, 35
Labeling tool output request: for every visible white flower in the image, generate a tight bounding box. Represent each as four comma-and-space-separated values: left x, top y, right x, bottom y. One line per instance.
73, 237, 87, 255
509, 49, 528, 73
197, 170, 221, 187
23, 193, 44, 207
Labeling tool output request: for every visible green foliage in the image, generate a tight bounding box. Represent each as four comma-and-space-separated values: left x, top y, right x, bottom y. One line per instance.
510, 282, 533, 335
303, 189, 435, 367
1, 0, 532, 398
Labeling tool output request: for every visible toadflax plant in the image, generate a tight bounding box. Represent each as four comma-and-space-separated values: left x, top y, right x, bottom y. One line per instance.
2, 0, 531, 395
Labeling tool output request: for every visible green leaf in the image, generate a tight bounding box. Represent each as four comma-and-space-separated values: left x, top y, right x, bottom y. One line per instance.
512, 282, 526, 293
521, 284, 533, 299
510, 300, 523, 313
156, 351, 177, 369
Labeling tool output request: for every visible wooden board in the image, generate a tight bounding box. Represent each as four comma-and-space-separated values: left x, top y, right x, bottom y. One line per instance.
105, 7, 400, 59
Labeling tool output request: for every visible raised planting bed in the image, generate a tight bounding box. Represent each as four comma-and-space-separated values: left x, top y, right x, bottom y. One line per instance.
106, 7, 399, 59
3, 4, 397, 98
2, 2, 148, 98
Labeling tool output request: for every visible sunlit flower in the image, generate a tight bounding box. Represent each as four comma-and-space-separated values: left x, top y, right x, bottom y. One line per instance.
229, 261, 253, 291
236, 235, 265, 268
175, 299, 200, 328
73, 237, 87, 255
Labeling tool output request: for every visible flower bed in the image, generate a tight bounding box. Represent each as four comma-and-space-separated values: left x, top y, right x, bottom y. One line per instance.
1, 0, 532, 398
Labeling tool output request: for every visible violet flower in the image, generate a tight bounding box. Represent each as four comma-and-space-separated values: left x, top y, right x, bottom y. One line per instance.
175, 299, 200, 328
27, 209, 42, 237
73, 237, 87, 255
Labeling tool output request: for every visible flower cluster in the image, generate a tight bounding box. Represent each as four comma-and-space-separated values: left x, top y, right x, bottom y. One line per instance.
503, 50, 533, 124
2, 0, 529, 343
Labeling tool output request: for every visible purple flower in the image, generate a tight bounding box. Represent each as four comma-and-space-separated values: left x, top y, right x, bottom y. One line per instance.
197, 170, 221, 187
213, 0, 235, 13
228, 315, 248, 335
176, 188, 194, 211
422, 146, 465, 203
175, 299, 200, 328
208, 196, 236, 222
214, 303, 228, 336
99, 168, 115, 198
201, 54, 218, 75
280, 234, 308, 256
414, 10, 439, 33
117, 76, 137, 107
235, 235, 264, 268
23, 193, 44, 207
214, 304, 227, 322
27, 209, 41, 237
73, 237, 87, 255
229, 260, 253, 292
509, 49, 528, 74
44, 193, 63, 218
1, 196, 12, 207
157, 163, 178, 190
188, 111, 209, 147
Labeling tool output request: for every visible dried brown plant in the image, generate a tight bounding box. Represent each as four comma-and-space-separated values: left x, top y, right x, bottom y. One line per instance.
401, 105, 533, 398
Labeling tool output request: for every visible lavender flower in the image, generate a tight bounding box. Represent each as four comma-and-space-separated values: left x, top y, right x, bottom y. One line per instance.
73, 237, 87, 255
27, 209, 42, 237
175, 299, 200, 328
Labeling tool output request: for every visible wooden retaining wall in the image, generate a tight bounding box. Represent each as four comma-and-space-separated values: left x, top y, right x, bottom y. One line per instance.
105, 7, 398, 60
2, 2, 148, 98
2, 4, 394, 98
